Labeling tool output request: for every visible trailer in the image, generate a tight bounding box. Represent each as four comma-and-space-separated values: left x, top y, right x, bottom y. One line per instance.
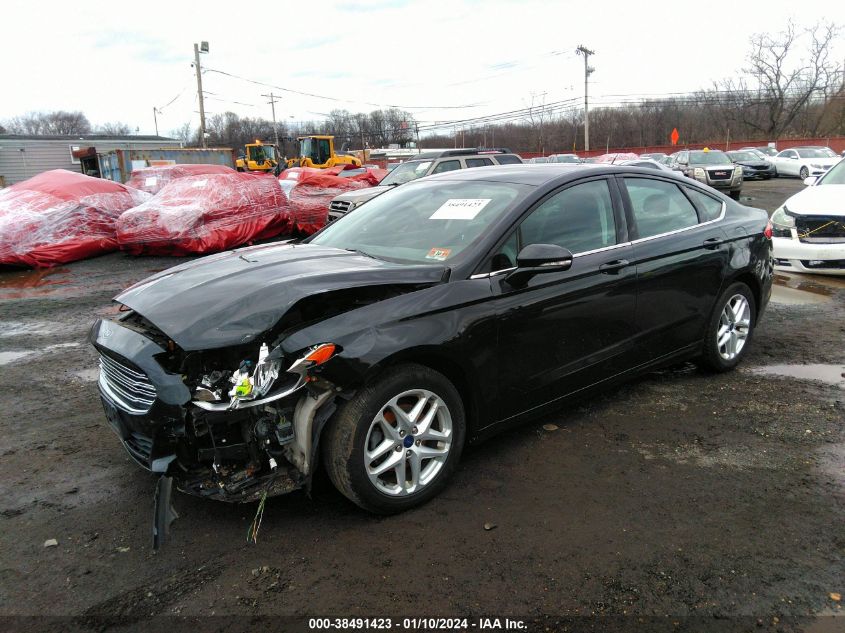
73, 147, 236, 183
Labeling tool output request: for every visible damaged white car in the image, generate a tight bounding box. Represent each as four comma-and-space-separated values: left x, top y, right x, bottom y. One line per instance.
771, 158, 845, 275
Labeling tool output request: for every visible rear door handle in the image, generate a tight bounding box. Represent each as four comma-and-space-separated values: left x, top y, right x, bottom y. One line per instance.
703, 238, 722, 250
599, 259, 629, 274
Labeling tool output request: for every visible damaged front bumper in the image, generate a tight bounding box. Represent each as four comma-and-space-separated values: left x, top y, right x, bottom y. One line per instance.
90, 317, 339, 505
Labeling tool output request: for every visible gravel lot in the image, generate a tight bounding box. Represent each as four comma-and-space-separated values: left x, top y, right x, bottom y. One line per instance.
0, 178, 843, 632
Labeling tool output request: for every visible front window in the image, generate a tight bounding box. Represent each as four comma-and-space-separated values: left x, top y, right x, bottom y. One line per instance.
816, 159, 845, 185
689, 151, 731, 165
551, 155, 580, 164
380, 161, 433, 185
309, 179, 530, 264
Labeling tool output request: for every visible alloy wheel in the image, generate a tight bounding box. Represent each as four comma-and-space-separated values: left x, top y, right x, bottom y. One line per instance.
716, 294, 751, 361
364, 389, 453, 496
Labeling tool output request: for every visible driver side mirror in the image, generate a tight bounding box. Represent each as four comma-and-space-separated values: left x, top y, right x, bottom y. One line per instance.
505, 243, 573, 287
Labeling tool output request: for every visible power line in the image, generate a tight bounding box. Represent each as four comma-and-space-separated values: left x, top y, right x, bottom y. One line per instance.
202, 67, 486, 110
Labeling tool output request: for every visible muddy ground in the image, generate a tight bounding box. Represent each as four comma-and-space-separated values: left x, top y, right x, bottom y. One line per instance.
0, 178, 842, 632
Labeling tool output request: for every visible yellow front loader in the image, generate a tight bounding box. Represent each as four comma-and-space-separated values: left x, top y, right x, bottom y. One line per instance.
286, 135, 362, 169
236, 140, 280, 173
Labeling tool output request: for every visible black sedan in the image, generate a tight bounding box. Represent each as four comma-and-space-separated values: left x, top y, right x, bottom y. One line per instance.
90, 164, 773, 531
727, 150, 777, 180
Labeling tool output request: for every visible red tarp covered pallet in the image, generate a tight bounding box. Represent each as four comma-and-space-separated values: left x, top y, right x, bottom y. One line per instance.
116, 172, 291, 256
280, 166, 387, 234
0, 169, 150, 268
125, 163, 236, 195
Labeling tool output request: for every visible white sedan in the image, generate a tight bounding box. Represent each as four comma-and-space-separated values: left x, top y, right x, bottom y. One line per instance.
771, 158, 845, 275
770, 147, 840, 179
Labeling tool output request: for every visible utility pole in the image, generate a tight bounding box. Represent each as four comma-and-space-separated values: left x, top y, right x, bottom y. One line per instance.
193, 42, 209, 148
576, 45, 595, 152
152, 107, 159, 136
262, 92, 281, 151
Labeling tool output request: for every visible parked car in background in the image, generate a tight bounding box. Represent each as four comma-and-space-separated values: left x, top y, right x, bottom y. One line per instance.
640, 152, 668, 162
770, 157, 845, 276
547, 153, 581, 164
618, 159, 677, 173
770, 147, 840, 179
90, 163, 772, 529
528, 157, 551, 164
739, 146, 779, 158
672, 149, 743, 199
327, 148, 523, 221
727, 151, 777, 180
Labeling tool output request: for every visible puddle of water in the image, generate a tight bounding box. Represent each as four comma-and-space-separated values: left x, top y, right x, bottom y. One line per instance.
750, 364, 845, 387
771, 273, 834, 305
0, 321, 55, 337
0, 351, 34, 365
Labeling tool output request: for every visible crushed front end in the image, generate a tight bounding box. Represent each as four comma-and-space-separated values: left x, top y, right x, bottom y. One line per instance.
90, 310, 338, 506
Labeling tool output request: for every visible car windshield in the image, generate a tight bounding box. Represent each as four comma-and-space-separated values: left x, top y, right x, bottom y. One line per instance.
816, 158, 845, 185
310, 179, 529, 264
728, 152, 758, 161
689, 151, 731, 165
380, 160, 432, 185
796, 149, 829, 158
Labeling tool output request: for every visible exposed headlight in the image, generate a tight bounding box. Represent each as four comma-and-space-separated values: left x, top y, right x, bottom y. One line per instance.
770, 206, 795, 238
195, 343, 338, 411
734, 166, 743, 175
810, 163, 824, 169
693, 167, 705, 180
229, 343, 281, 399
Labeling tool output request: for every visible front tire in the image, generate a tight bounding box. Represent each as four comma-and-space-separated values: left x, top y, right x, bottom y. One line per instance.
323, 363, 466, 514
799, 166, 809, 180
729, 190, 741, 201
699, 282, 756, 372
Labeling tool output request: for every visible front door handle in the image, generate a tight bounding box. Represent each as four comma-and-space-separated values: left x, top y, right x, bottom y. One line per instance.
703, 238, 722, 250
599, 259, 629, 274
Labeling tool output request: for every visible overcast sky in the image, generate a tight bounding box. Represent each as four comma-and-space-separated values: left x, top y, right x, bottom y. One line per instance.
2, 0, 843, 137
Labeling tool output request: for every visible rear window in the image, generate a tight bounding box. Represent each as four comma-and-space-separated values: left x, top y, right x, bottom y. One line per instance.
684, 187, 723, 221
625, 178, 699, 238
465, 158, 494, 168
495, 154, 522, 165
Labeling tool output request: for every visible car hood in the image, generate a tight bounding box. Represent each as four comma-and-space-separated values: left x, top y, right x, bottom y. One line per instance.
783, 184, 845, 216
116, 243, 447, 350
734, 159, 772, 167
335, 185, 393, 203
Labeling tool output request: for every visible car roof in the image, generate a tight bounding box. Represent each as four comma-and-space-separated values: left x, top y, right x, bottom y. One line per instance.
419, 163, 687, 186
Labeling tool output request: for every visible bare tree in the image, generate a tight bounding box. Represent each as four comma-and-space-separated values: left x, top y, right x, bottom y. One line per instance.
169, 122, 194, 145
720, 20, 842, 137
6, 110, 92, 135
95, 121, 132, 136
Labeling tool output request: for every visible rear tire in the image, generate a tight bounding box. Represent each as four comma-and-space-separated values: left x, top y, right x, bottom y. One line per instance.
699, 282, 756, 372
322, 363, 465, 514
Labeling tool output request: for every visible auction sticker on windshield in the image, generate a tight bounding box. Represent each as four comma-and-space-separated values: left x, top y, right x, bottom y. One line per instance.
430, 198, 491, 220
425, 247, 451, 261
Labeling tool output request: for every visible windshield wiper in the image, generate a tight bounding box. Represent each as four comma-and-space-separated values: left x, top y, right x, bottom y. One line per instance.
344, 248, 382, 261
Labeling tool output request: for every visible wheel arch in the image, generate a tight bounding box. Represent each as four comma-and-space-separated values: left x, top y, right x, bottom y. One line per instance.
367, 347, 482, 436
728, 271, 762, 317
